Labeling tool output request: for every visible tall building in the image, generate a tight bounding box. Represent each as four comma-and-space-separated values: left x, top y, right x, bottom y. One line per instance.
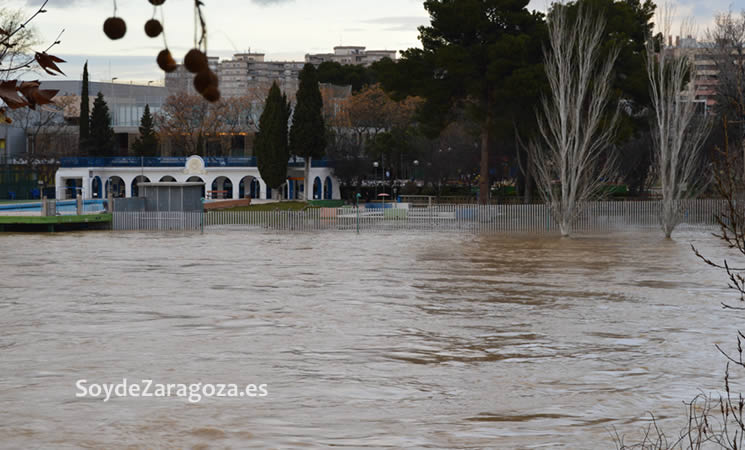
165, 56, 220, 96
669, 35, 729, 115
165, 53, 304, 99
305, 46, 397, 66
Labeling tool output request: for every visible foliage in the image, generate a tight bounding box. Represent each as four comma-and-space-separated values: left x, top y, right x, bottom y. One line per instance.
290, 64, 326, 160
255, 82, 290, 190
646, 7, 712, 238
155, 94, 258, 157
0, 1, 64, 112
705, 9, 745, 156
376, 0, 546, 203
88, 92, 115, 157
79, 61, 89, 151
316, 61, 377, 92
528, 5, 619, 237
326, 83, 423, 186
290, 64, 326, 200
132, 105, 158, 157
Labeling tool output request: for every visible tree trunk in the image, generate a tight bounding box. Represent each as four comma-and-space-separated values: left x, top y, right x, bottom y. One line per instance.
479, 112, 491, 205
524, 149, 533, 204
304, 157, 311, 201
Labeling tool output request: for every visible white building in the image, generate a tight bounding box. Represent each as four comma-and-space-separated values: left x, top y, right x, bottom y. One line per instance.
166, 53, 304, 98
305, 46, 397, 66
55, 155, 341, 201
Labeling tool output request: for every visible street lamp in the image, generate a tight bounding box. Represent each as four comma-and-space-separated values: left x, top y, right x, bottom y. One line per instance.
413, 159, 419, 180
373, 161, 379, 198
110, 77, 118, 127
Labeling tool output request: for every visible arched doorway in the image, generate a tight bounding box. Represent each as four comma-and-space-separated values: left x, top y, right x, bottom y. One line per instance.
186, 176, 205, 198
159, 175, 176, 182
91, 176, 102, 199
238, 176, 261, 199
324, 176, 333, 200
250, 178, 260, 199
211, 176, 233, 199
131, 175, 150, 197
313, 176, 322, 200
106, 176, 126, 198
66, 178, 81, 200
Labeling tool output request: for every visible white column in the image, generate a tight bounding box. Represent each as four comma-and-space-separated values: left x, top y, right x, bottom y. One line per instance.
82, 176, 91, 200
232, 177, 240, 199
203, 175, 215, 199
258, 178, 267, 200
55, 174, 64, 199
333, 179, 341, 200
122, 175, 134, 198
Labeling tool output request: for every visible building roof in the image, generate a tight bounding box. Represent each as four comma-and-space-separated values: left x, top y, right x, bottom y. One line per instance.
138, 182, 205, 187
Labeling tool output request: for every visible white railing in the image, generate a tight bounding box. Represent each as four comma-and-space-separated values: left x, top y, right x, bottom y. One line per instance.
113, 211, 203, 231
112, 200, 727, 233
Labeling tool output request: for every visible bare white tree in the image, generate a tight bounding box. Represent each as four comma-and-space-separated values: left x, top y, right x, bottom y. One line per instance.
646, 6, 712, 238
528, 5, 619, 237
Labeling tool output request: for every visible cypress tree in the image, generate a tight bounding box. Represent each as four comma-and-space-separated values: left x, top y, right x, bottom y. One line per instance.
79, 61, 90, 153
255, 82, 290, 195
89, 92, 115, 157
289, 63, 326, 201
132, 105, 158, 157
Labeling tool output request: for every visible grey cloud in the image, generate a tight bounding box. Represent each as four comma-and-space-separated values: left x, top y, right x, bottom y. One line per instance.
26, 0, 80, 8
251, 0, 294, 5
362, 16, 428, 32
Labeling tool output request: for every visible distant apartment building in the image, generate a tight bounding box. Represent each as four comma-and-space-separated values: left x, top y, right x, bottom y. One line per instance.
165, 56, 220, 96
669, 35, 734, 114
305, 46, 397, 66
164, 46, 394, 99
166, 53, 303, 99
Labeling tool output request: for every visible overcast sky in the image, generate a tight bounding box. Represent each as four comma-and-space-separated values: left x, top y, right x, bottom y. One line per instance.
6, 0, 738, 83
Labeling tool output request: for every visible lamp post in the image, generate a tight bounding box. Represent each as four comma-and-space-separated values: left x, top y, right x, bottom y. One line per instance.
373, 161, 379, 198
413, 159, 419, 181
110, 77, 118, 128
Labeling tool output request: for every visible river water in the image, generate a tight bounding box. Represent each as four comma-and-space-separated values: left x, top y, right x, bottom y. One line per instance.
0, 230, 739, 448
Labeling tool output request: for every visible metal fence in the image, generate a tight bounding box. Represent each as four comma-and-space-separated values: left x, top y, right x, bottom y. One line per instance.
111, 199, 727, 233
113, 211, 204, 231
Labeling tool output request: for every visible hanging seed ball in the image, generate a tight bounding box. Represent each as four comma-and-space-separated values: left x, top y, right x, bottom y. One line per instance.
157, 49, 178, 73
202, 86, 221, 103
193, 69, 218, 94
149, 0, 166, 5
103, 17, 127, 40
144, 19, 163, 38
184, 48, 208, 73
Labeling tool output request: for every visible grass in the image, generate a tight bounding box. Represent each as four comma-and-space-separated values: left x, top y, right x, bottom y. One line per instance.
0, 199, 40, 205
0, 213, 112, 225
221, 201, 319, 212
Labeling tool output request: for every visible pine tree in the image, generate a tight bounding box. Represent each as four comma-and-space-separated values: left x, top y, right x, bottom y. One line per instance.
88, 92, 115, 157
79, 61, 90, 154
132, 104, 158, 157
290, 63, 326, 201
255, 82, 290, 195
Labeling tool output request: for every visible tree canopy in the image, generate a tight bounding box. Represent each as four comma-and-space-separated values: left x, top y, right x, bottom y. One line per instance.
290, 64, 326, 161
132, 104, 158, 157
88, 92, 115, 157
376, 0, 547, 203
255, 82, 290, 190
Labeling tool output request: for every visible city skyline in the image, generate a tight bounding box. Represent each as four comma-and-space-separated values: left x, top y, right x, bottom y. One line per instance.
7, 0, 736, 83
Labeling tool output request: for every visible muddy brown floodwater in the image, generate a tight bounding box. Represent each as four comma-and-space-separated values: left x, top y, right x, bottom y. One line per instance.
0, 230, 738, 448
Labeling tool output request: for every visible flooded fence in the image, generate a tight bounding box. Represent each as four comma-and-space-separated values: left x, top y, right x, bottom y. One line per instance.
113, 211, 204, 231
112, 199, 727, 233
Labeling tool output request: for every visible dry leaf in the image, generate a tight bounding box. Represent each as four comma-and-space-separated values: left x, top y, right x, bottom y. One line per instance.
34, 52, 66, 76
0, 80, 28, 109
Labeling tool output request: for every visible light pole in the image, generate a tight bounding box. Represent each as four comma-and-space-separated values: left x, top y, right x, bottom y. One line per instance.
413, 159, 419, 181
110, 77, 118, 127
373, 161, 379, 198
